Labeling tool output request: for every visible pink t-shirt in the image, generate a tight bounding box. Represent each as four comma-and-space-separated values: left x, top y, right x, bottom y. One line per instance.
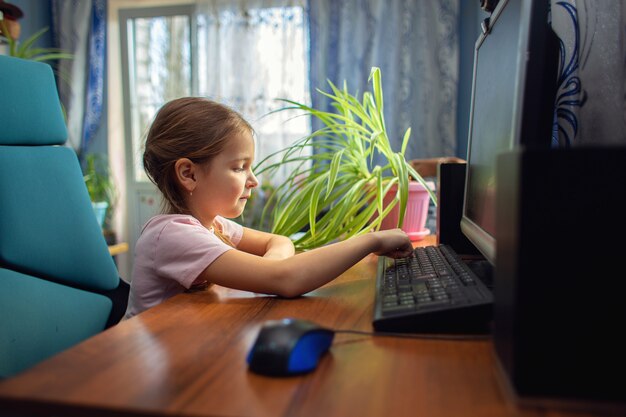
123, 214, 243, 319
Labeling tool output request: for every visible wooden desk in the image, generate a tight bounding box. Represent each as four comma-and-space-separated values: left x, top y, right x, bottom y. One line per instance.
0, 236, 601, 417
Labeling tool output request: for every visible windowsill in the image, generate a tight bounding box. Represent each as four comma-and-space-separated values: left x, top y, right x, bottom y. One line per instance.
108, 242, 129, 256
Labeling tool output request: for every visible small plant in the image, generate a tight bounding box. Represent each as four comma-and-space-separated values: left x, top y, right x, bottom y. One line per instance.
1, 21, 73, 84
1, 22, 72, 61
255, 67, 436, 250
83, 154, 117, 229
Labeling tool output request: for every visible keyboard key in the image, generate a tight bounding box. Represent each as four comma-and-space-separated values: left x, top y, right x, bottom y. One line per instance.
374, 244, 494, 332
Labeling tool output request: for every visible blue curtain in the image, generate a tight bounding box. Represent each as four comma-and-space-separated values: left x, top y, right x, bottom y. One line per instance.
82, 0, 106, 152
52, 0, 106, 155
307, 0, 460, 162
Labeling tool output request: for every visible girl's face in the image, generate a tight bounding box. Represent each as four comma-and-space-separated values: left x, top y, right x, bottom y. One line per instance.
190, 129, 258, 223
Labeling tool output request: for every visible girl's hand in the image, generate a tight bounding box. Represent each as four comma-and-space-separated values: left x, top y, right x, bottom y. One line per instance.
372, 229, 413, 258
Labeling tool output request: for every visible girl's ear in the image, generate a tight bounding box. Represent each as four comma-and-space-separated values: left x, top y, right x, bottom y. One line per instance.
174, 158, 196, 193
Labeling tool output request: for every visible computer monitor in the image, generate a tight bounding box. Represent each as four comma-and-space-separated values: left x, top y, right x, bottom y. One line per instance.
460, 0, 559, 265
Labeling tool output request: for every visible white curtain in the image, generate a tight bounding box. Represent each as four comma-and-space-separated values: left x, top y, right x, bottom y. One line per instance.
196, 0, 310, 185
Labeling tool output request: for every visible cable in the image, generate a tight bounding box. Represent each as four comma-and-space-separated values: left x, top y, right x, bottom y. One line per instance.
333, 328, 492, 341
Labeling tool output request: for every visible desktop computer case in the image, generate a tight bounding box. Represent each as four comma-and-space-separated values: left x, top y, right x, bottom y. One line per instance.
494, 147, 626, 409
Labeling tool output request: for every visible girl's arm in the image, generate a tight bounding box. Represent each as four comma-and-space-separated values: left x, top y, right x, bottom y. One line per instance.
236, 227, 295, 259
200, 228, 412, 298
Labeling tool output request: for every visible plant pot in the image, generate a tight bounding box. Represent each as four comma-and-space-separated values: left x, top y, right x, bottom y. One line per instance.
92, 201, 108, 229
380, 181, 435, 241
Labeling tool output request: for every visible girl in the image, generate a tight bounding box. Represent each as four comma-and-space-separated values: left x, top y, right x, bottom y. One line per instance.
123, 97, 413, 319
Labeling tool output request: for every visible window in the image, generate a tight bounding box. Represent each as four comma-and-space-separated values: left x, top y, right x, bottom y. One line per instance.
196, 2, 310, 182
120, 1, 309, 188
122, 8, 194, 183
117, 1, 310, 275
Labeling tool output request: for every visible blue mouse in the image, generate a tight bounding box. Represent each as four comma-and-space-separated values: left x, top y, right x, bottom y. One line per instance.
247, 318, 335, 376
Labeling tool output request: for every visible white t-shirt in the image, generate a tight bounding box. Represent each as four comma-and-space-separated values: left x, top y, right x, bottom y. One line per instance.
123, 214, 243, 320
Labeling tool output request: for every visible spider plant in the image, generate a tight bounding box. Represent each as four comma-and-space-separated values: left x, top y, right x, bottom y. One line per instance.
1, 22, 72, 61
255, 67, 437, 250
1, 22, 73, 86
83, 153, 118, 230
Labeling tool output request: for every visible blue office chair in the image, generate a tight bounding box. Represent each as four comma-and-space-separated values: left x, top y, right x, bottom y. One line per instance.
0, 55, 129, 378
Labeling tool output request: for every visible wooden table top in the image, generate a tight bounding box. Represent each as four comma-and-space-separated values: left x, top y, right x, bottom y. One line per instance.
0, 235, 606, 417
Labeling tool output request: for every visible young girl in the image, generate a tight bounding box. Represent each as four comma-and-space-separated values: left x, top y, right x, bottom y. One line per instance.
123, 97, 413, 319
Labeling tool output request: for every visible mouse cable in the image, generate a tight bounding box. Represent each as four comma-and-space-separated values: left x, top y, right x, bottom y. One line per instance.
333, 329, 492, 341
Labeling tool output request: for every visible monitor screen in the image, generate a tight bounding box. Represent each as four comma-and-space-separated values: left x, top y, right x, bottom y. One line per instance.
460, 0, 558, 265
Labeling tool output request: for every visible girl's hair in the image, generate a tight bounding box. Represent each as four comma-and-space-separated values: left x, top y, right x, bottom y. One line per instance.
143, 97, 253, 216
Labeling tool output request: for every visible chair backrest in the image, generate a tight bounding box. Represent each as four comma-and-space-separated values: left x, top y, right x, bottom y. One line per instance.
0, 55, 126, 378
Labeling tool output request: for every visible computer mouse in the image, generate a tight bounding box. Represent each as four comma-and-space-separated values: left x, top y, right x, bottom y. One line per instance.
246, 318, 335, 376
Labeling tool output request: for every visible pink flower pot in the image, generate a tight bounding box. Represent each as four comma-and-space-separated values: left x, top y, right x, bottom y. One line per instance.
380, 181, 434, 241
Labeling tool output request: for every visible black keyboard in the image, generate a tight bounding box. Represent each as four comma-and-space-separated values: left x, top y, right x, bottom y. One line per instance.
372, 244, 493, 333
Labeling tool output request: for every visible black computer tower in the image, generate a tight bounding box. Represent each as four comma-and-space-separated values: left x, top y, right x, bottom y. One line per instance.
494, 147, 626, 410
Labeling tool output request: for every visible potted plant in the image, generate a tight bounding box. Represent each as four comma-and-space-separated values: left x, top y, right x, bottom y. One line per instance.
1, 21, 73, 94
1, 21, 73, 61
255, 67, 437, 250
83, 153, 117, 231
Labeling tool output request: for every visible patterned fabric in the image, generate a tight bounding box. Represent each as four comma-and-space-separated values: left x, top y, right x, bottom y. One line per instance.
551, 0, 626, 146
82, 0, 106, 151
308, 0, 459, 162
52, 0, 105, 153
196, 0, 310, 185
52, 0, 92, 152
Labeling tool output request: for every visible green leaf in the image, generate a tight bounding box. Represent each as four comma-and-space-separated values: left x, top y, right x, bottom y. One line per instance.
326, 149, 344, 200
369, 67, 384, 114
256, 66, 435, 250
308, 176, 327, 237
400, 127, 412, 156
